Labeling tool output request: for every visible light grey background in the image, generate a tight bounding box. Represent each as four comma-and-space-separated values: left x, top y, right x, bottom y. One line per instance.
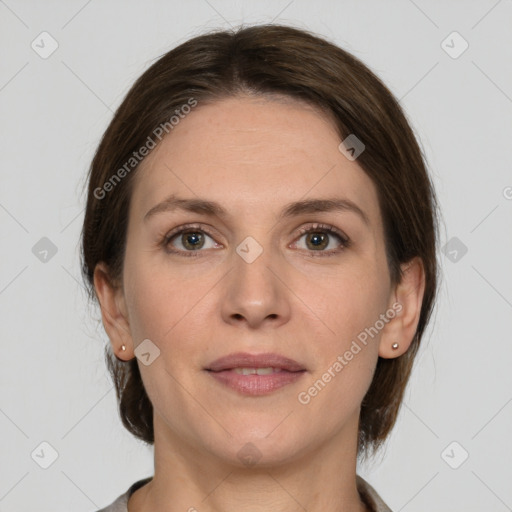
1, 1, 511, 511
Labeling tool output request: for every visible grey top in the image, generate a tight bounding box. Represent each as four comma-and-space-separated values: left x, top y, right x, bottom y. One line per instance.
96, 474, 392, 511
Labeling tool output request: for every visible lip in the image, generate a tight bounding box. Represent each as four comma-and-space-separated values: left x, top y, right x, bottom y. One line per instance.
205, 352, 306, 396
206, 352, 306, 372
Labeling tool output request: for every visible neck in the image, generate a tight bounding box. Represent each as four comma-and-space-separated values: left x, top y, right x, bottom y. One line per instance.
128, 412, 369, 512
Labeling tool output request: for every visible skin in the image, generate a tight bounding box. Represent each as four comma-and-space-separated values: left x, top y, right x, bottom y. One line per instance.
94, 95, 425, 512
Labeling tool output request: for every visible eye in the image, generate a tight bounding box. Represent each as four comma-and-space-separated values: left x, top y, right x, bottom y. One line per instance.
161, 222, 350, 258
162, 224, 221, 257
292, 223, 350, 256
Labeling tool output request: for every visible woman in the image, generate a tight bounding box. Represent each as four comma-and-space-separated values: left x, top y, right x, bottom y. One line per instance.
81, 23, 438, 512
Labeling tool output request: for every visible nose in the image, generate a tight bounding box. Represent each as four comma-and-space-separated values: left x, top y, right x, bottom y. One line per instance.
220, 243, 291, 330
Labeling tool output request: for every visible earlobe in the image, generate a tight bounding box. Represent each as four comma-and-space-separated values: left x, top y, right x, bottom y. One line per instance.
379, 257, 426, 359
93, 262, 134, 361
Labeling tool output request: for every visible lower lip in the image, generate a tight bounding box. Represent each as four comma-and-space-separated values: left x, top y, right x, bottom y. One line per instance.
207, 369, 306, 396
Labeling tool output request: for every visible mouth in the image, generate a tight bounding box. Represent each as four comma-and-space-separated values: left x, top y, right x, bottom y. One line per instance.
205, 352, 306, 396
229, 367, 296, 375
205, 352, 306, 372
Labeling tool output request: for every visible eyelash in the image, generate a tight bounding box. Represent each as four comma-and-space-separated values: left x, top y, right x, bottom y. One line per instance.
161, 223, 351, 258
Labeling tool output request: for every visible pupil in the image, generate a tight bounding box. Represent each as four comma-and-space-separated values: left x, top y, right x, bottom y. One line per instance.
184, 232, 203, 250
308, 233, 326, 249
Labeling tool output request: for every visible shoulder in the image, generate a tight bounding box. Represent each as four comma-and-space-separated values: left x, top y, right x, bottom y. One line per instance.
356, 475, 393, 512
94, 477, 153, 512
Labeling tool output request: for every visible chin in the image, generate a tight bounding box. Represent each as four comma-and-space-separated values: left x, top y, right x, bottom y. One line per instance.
216, 428, 308, 469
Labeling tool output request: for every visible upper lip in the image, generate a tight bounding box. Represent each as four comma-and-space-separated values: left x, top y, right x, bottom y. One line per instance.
206, 352, 306, 372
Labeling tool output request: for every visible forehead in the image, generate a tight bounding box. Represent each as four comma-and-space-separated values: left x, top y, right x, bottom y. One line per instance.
130, 96, 381, 226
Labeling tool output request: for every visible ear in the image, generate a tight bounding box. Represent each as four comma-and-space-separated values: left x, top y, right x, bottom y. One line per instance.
379, 257, 426, 359
93, 262, 134, 361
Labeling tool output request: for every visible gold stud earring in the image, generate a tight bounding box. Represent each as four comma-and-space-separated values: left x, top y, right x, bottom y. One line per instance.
114, 345, 128, 363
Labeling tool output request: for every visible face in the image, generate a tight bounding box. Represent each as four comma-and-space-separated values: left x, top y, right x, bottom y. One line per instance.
113, 95, 399, 466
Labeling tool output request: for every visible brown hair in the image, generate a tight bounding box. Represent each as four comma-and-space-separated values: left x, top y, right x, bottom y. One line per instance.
81, 23, 439, 459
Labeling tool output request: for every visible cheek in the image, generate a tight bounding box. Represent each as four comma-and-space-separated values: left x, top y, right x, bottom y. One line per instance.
298, 272, 385, 416
122, 251, 215, 349
301, 259, 390, 391
318, 263, 389, 333
122, 250, 174, 342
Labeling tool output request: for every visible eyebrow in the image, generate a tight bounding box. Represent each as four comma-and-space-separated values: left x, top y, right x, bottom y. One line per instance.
144, 195, 370, 226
